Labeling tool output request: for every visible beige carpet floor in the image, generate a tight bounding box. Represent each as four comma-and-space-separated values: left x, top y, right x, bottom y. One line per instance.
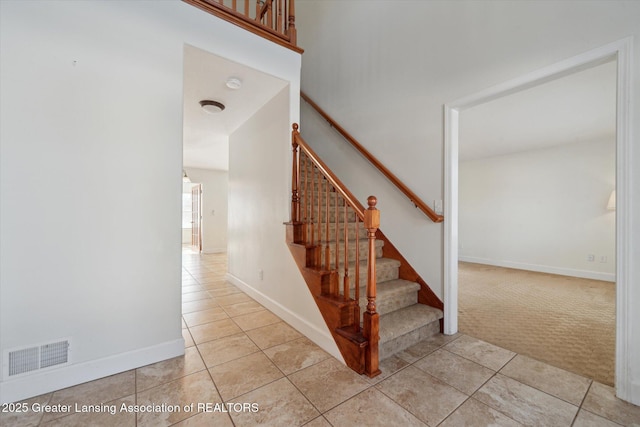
458, 262, 615, 385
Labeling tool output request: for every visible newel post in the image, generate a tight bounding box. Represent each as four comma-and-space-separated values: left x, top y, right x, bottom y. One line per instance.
363, 196, 381, 377
291, 123, 301, 223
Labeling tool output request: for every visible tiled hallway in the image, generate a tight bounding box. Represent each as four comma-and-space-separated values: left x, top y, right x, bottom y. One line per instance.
3, 251, 639, 426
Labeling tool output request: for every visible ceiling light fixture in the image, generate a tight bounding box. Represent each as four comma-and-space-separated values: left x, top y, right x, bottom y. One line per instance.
183, 170, 191, 183
200, 100, 225, 114
226, 77, 242, 90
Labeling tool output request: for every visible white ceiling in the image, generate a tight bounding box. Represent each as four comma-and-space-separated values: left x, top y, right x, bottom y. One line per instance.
183, 44, 288, 171
183, 46, 616, 170
459, 60, 616, 161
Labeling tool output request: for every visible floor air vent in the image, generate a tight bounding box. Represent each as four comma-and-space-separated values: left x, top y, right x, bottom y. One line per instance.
6, 339, 70, 377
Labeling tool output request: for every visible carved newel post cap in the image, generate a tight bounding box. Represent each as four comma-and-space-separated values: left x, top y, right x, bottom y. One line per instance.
367, 196, 377, 208
292, 123, 299, 131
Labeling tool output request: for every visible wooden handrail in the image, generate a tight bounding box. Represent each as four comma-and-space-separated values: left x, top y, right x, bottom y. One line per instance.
183, 0, 301, 53
301, 92, 443, 223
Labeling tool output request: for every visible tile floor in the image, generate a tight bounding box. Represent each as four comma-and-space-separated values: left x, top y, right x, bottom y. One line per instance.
3, 251, 639, 426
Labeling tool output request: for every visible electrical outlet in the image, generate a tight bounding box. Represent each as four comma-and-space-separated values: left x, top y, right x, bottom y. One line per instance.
600, 256, 607, 263
258, 269, 264, 280
587, 254, 595, 262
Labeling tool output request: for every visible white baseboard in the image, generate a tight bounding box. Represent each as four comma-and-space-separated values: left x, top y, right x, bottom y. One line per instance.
225, 273, 343, 363
0, 339, 184, 404
618, 380, 640, 406
459, 256, 616, 282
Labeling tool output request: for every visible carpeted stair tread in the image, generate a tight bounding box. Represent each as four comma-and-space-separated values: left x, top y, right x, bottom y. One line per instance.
321, 240, 383, 267
358, 279, 421, 316
379, 304, 443, 344
358, 279, 420, 303
318, 222, 368, 238
337, 258, 401, 288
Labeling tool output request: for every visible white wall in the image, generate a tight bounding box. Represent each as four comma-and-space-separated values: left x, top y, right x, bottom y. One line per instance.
459, 140, 615, 281
184, 168, 228, 253
227, 88, 342, 362
0, 0, 302, 403
297, 0, 640, 404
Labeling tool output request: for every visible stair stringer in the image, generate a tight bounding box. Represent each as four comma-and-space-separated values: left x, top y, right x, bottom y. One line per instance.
285, 223, 368, 374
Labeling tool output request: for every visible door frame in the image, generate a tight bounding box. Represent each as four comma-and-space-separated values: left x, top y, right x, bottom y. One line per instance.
444, 38, 632, 399
191, 183, 202, 252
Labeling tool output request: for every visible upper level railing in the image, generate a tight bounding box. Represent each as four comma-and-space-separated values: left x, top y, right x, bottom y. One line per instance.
301, 92, 444, 223
183, 0, 302, 53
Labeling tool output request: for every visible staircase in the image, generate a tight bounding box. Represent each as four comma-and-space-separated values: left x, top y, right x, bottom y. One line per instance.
184, 0, 444, 378
328, 217, 443, 362
286, 124, 443, 376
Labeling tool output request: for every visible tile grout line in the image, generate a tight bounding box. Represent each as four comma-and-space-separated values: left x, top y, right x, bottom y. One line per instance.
495, 354, 594, 411
419, 342, 517, 427
438, 338, 595, 413
569, 381, 594, 427
183, 253, 330, 425
184, 258, 320, 425
181, 252, 631, 426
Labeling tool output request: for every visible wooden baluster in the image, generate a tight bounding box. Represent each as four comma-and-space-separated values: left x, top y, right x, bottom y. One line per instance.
354, 215, 360, 331
291, 124, 300, 223
318, 175, 325, 267
324, 180, 330, 270
267, 0, 273, 29
244, 0, 249, 16
308, 158, 312, 244
334, 189, 339, 278
255, 0, 260, 21
363, 196, 380, 377
343, 204, 350, 299
232, 0, 237, 12
277, 0, 283, 33
302, 152, 308, 244
288, 0, 296, 44
316, 169, 324, 267
310, 162, 315, 248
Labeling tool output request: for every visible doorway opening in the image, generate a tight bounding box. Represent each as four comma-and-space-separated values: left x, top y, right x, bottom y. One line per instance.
458, 61, 616, 384
182, 181, 202, 253
191, 183, 203, 253
444, 38, 632, 398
